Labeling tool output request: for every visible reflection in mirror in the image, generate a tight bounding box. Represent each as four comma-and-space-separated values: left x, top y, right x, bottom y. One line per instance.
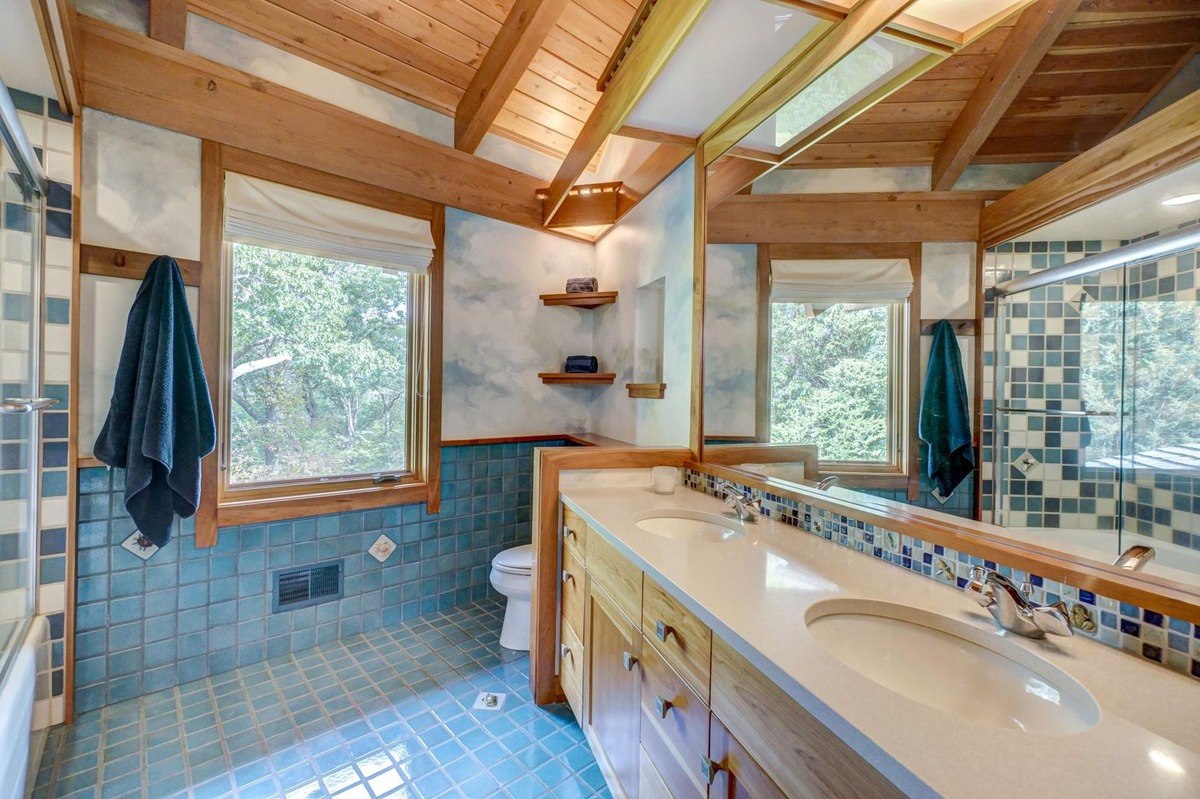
983, 162, 1200, 588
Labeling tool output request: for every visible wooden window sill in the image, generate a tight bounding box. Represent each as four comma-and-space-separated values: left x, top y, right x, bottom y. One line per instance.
217, 481, 429, 526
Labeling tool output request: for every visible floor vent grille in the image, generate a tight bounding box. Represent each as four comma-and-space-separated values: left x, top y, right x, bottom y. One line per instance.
272, 560, 343, 612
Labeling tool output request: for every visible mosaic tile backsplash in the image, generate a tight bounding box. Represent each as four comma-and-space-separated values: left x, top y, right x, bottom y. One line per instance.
73, 440, 566, 713
686, 467, 1200, 681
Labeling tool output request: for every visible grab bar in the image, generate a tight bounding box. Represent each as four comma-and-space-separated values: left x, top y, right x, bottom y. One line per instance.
994, 406, 1120, 418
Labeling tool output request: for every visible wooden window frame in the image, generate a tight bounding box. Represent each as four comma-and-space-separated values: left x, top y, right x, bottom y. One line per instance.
197, 144, 444, 541
757, 243, 921, 497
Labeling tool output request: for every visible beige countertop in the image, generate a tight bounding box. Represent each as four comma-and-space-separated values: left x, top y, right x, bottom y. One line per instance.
560, 484, 1200, 799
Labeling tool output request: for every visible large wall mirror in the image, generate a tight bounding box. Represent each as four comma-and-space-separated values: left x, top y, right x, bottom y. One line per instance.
699, 131, 1200, 599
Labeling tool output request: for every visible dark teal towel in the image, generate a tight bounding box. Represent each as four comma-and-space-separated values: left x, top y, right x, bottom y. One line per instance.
94, 256, 216, 546
919, 320, 974, 497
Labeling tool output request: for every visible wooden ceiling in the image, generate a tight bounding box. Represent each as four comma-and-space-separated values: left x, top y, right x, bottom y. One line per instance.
786, 0, 1200, 170
188, 0, 642, 159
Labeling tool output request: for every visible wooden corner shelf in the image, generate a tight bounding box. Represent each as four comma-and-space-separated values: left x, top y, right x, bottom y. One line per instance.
539, 291, 618, 309
539, 372, 616, 385
626, 382, 666, 399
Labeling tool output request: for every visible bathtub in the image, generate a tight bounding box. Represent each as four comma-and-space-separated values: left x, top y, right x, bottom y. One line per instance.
1002, 526, 1200, 590
0, 617, 48, 799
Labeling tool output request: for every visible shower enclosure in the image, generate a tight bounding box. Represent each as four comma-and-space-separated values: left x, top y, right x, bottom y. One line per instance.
0, 85, 46, 682
987, 224, 1200, 586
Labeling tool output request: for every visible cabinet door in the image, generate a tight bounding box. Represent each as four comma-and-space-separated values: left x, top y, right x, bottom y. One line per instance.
707, 715, 785, 799
587, 585, 642, 799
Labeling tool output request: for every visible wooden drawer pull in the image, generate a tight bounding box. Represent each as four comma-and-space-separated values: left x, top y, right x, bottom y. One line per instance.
622, 651, 638, 672
561, 570, 574, 585
654, 620, 675, 642
653, 695, 673, 719
562, 524, 577, 539
699, 755, 723, 786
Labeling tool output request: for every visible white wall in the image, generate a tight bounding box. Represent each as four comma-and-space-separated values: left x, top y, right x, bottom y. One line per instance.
592, 159, 696, 447
703, 244, 757, 438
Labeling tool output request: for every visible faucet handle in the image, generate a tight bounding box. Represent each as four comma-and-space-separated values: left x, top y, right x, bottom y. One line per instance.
1032, 604, 1074, 637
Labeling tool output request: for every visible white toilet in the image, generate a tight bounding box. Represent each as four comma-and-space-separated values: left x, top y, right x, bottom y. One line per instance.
490, 545, 534, 650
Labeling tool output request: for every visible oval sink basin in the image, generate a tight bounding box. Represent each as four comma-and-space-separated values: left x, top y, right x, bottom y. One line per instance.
805, 600, 1099, 735
633, 510, 745, 544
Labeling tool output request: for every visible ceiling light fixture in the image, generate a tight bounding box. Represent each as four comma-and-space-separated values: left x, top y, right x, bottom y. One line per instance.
1161, 193, 1200, 207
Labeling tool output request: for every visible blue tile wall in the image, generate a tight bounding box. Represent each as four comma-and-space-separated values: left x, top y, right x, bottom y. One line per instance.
73, 440, 567, 713
859, 446, 975, 520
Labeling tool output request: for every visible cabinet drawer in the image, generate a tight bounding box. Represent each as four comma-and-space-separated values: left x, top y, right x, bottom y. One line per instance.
711, 636, 904, 799
640, 635, 708, 798
708, 714, 785, 799
587, 533, 642, 627
638, 745, 673, 799
559, 617, 585, 719
642, 577, 712, 702
561, 503, 588, 561
561, 543, 585, 638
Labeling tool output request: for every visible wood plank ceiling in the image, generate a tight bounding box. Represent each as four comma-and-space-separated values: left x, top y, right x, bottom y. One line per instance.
188, 0, 641, 159
786, 0, 1200, 170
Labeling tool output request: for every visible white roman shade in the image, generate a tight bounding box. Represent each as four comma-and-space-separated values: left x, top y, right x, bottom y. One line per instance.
224, 173, 436, 272
770, 258, 913, 305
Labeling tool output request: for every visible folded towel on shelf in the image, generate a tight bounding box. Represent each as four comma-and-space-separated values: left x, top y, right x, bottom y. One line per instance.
565, 277, 598, 293
564, 355, 599, 373
918, 320, 975, 498
94, 255, 216, 547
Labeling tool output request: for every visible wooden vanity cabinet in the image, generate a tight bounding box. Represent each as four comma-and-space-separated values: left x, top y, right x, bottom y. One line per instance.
586, 583, 643, 799
557, 501, 903, 799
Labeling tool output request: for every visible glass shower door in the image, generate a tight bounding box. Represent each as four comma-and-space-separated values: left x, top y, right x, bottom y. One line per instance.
0, 125, 43, 676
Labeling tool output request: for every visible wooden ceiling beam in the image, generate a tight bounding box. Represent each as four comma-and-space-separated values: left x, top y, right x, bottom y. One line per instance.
455, 0, 572, 153
75, 16, 588, 240
708, 192, 999, 244
698, 0, 918, 167
979, 88, 1200, 246
930, 0, 1083, 191
541, 0, 712, 225
149, 0, 187, 47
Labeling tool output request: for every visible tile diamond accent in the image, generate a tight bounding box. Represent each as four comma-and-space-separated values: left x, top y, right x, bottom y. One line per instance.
119, 531, 158, 561
368, 533, 396, 563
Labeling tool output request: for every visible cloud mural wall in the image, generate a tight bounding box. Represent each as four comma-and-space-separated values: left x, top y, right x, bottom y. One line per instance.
593, 160, 695, 447
704, 244, 758, 439
441, 210, 599, 440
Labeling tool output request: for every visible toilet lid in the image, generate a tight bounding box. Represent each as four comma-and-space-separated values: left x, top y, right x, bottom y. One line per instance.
493, 545, 534, 574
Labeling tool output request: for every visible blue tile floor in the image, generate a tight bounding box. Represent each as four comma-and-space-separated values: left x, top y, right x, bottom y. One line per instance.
33, 598, 610, 798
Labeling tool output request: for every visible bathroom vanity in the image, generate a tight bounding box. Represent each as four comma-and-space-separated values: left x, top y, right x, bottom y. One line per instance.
554, 485, 1200, 799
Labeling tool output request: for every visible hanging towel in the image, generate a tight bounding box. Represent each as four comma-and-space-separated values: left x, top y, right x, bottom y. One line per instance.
919, 320, 975, 497
94, 256, 216, 547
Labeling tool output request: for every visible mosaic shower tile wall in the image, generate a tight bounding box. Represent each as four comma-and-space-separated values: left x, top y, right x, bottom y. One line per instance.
686, 467, 1200, 681
982, 232, 1200, 556
73, 440, 564, 713
859, 447, 974, 520
6, 88, 74, 728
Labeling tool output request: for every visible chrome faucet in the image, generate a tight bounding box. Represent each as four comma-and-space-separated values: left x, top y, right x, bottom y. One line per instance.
1114, 544, 1155, 572
815, 476, 839, 491
964, 566, 1073, 639
716, 480, 762, 523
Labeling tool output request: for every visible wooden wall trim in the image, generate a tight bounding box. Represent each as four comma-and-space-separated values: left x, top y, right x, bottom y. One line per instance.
979, 88, 1200, 247
531, 446, 694, 705
195, 140, 223, 548
425, 205, 445, 514
690, 460, 1200, 625
709, 193, 997, 244
80, 244, 200, 286
76, 16, 585, 240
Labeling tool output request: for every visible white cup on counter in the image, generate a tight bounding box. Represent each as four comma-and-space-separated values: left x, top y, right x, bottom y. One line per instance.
651, 466, 677, 494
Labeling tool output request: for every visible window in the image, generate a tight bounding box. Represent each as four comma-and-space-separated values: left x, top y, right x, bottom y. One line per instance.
220, 173, 434, 502
228, 245, 415, 488
765, 255, 914, 476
